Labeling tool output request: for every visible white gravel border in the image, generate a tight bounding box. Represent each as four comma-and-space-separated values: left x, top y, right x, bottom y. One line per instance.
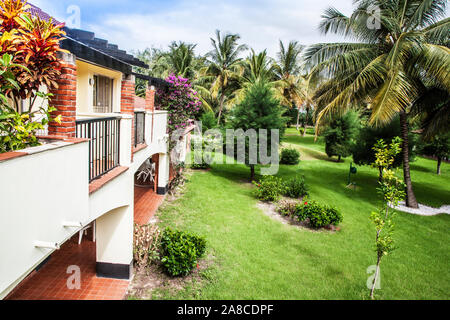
390, 202, 450, 216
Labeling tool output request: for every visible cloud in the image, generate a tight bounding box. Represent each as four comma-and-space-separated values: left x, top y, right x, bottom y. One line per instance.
30, 0, 359, 57
83, 0, 355, 57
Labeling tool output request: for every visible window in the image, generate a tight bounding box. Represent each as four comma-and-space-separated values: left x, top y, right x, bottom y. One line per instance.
93, 75, 114, 113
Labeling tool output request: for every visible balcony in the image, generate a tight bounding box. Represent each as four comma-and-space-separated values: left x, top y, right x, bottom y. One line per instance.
76, 116, 121, 182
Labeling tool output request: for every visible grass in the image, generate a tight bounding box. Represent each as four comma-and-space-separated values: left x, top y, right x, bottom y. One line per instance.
155, 131, 450, 300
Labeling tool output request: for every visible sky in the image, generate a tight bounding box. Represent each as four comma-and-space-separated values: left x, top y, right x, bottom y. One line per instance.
28, 0, 444, 58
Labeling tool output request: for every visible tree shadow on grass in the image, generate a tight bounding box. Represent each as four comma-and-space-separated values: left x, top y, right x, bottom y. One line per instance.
410, 162, 436, 174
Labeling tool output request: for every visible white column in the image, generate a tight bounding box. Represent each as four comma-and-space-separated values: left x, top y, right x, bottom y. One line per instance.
158, 153, 170, 194
95, 205, 133, 279
119, 114, 133, 166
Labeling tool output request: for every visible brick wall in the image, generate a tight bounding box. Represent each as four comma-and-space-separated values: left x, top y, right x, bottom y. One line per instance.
120, 77, 135, 115
121, 76, 136, 151
48, 62, 77, 138
145, 87, 155, 112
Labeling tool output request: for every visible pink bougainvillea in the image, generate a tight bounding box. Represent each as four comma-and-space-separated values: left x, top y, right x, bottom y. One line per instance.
155, 74, 202, 134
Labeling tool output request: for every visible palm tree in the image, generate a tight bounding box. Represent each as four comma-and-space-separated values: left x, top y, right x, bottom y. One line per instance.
304, 0, 450, 208
243, 49, 275, 84
202, 30, 248, 125
273, 40, 314, 135
166, 41, 200, 79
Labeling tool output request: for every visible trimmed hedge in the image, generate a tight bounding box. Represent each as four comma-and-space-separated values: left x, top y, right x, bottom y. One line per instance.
280, 148, 301, 165
277, 200, 343, 229
160, 228, 207, 277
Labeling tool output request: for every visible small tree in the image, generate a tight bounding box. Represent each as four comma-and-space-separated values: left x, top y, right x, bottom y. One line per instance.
369, 138, 405, 300
323, 111, 360, 162
420, 134, 450, 175
371, 137, 403, 182
230, 80, 286, 180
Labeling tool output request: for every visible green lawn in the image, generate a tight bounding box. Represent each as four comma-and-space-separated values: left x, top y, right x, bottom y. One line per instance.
156, 131, 450, 300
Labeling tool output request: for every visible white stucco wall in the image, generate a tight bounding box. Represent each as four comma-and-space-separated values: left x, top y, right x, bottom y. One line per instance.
0, 141, 89, 299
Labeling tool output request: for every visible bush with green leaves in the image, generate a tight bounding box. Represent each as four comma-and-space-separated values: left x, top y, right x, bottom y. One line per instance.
160, 228, 206, 277
295, 201, 343, 229
284, 176, 309, 199
253, 175, 286, 202
280, 148, 301, 165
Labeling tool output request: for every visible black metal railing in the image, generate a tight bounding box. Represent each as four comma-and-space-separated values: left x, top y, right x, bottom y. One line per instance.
76, 117, 121, 182
134, 111, 145, 147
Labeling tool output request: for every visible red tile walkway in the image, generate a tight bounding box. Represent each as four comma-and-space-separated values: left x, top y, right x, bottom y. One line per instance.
6, 234, 129, 300
6, 186, 164, 300
134, 186, 164, 226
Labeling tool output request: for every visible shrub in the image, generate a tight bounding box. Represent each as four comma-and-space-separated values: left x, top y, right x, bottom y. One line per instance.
133, 224, 161, 268
295, 201, 343, 229
324, 206, 343, 226
253, 175, 286, 202
284, 176, 309, 199
280, 148, 301, 165
160, 228, 206, 277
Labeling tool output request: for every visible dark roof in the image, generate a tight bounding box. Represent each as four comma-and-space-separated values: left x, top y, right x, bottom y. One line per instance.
64, 28, 149, 69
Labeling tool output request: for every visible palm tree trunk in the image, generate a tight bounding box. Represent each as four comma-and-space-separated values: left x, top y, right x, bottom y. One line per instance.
437, 158, 442, 175
399, 111, 418, 209
302, 106, 309, 137
217, 93, 225, 126
296, 107, 301, 132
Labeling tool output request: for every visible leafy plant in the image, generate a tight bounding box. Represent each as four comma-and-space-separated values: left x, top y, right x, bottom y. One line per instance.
0, 0, 67, 108
160, 228, 207, 277
295, 201, 343, 229
0, 53, 60, 153
253, 175, 286, 202
280, 148, 300, 165
0, 1, 64, 154
369, 141, 405, 299
284, 175, 309, 199
133, 224, 161, 268
371, 137, 403, 182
